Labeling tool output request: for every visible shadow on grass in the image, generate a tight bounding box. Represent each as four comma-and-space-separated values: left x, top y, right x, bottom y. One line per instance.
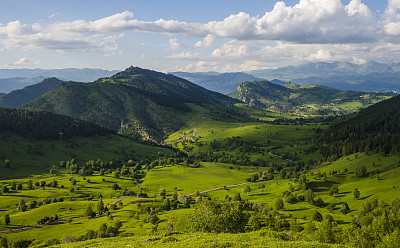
336, 220, 351, 225
308, 180, 339, 192
250, 192, 270, 197
0, 194, 34, 198
359, 194, 374, 200
286, 208, 308, 212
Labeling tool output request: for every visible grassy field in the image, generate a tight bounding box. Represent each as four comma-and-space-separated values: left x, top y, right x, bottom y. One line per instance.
0, 132, 169, 179
0, 112, 399, 247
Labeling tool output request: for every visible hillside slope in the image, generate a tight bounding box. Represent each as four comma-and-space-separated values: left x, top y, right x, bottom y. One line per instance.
230, 81, 393, 115
0, 107, 112, 140
323, 93, 400, 157
0, 78, 64, 107
24, 67, 240, 140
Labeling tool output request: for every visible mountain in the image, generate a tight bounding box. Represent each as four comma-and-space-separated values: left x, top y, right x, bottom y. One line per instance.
0, 68, 119, 93
24, 67, 240, 140
323, 93, 400, 157
229, 80, 393, 115
246, 61, 400, 92
0, 77, 46, 93
0, 78, 64, 107
170, 71, 262, 94
290, 74, 400, 92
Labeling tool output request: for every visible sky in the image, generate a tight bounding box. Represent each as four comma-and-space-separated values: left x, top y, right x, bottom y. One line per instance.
0, 0, 399, 72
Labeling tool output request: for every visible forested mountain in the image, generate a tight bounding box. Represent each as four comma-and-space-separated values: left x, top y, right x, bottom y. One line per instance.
230, 81, 393, 115
0, 78, 64, 107
322, 93, 400, 158
247, 61, 400, 92
24, 67, 240, 140
170, 71, 262, 94
0, 107, 112, 140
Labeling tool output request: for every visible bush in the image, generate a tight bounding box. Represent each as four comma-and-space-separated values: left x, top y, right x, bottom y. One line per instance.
187, 198, 248, 233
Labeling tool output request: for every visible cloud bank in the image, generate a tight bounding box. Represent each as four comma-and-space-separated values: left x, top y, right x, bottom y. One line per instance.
1, 0, 400, 71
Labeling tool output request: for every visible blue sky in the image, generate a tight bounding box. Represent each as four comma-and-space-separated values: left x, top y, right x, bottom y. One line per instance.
0, 0, 399, 72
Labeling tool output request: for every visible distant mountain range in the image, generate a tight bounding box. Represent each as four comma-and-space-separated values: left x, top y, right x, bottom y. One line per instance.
0, 78, 64, 107
0, 68, 119, 93
229, 80, 393, 115
170, 72, 262, 94
246, 61, 400, 92
0, 77, 47, 94
24, 67, 240, 140
169, 61, 400, 94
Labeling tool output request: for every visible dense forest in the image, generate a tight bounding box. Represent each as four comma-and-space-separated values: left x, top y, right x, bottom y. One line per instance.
322, 94, 400, 158
0, 107, 112, 140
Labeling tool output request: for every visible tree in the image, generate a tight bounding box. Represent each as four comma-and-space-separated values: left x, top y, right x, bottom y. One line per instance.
341, 202, 350, 214
289, 184, 295, 192
10, 182, 16, 190
353, 188, 360, 200
1, 186, 9, 193
85, 204, 95, 218
305, 188, 315, 204
163, 198, 171, 211
27, 180, 33, 190
4, 214, 10, 225
188, 198, 248, 233
18, 199, 27, 212
355, 165, 367, 177
275, 197, 284, 211
242, 185, 251, 195
328, 186, 339, 196
159, 188, 166, 198
0, 237, 8, 248
312, 210, 323, 222
291, 217, 302, 232
97, 198, 104, 215
247, 214, 263, 231
232, 193, 241, 202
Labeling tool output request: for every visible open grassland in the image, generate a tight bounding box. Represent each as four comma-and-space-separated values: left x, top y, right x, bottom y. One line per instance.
141, 162, 261, 196
0, 132, 169, 179
1, 111, 399, 247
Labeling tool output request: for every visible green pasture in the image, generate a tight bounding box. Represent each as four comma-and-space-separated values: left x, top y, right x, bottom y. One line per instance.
0, 132, 168, 179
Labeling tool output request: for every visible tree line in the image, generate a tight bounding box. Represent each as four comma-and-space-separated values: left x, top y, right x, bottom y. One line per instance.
0, 107, 112, 140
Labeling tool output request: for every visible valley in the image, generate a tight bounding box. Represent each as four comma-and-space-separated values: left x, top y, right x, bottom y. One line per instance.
0, 68, 399, 248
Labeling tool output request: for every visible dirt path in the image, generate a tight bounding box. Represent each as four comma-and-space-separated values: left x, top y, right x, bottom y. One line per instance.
0, 168, 268, 234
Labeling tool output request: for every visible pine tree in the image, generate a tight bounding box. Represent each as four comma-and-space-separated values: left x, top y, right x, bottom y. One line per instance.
4, 214, 10, 225
97, 198, 104, 215
275, 198, 284, 210
353, 188, 360, 200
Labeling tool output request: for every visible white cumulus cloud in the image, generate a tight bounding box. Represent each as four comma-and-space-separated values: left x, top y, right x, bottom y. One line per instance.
12, 57, 30, 66
169, 38, 182, 50
194, 34, 215, 49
